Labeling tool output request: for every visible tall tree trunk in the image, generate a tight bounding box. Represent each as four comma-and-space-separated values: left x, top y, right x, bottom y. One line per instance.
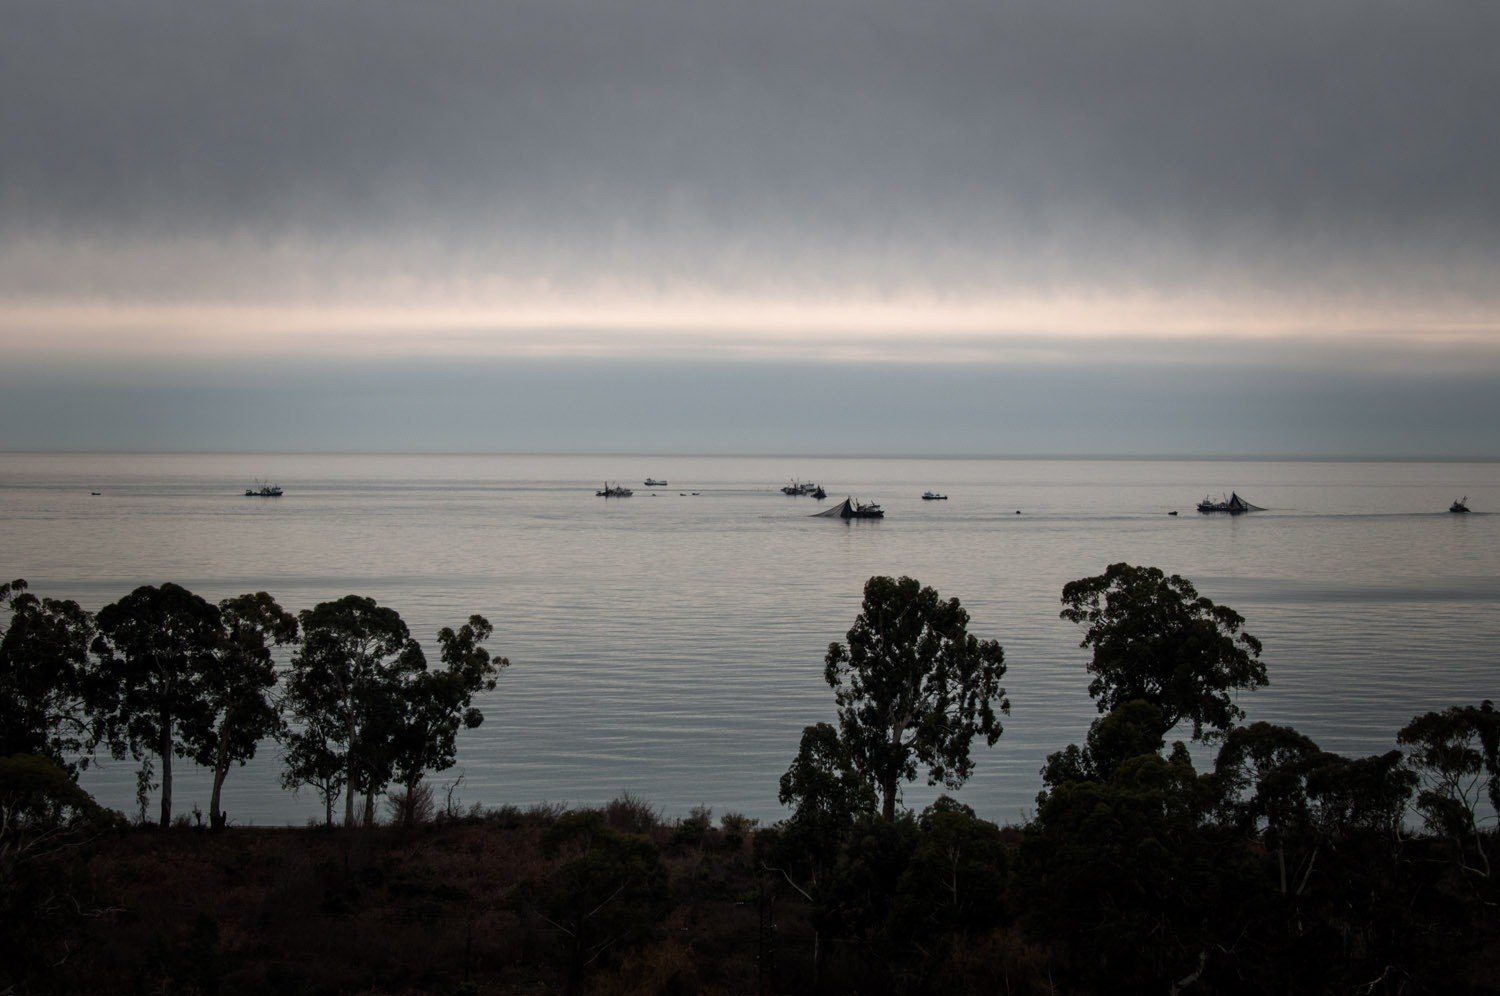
403, 775, 419, 829
159, 717, 174, 827
881, 776, 898, 822
345, 720, 357, 828
210, 765, 228, 831
210, 727, 230, 830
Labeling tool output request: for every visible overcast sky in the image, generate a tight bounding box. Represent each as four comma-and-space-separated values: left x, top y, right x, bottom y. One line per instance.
3, 0, 1498, 455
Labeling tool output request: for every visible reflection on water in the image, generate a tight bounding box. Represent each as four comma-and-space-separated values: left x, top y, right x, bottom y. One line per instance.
2, 453, 1496, 825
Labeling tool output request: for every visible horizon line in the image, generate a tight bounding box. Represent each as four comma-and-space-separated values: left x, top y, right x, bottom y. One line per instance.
3, 449, 1497, 464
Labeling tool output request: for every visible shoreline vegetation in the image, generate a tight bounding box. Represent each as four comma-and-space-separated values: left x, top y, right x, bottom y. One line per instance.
4, 570, 1499, 994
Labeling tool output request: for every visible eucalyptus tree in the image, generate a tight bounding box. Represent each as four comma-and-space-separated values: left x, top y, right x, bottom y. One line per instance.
768, 722, 879, 980
774, 723, 876, 882
824, 575, 1008, 821
1397, 700, 1499, 878
778, 722, 878, 840
1060, 562, 1266, 739
281, 595, 424, 828
1038, 699, 1169, 803
278, 713, 345, 828
1212, 722, 1325, 897
0, 579, 98, 773
93, 583, 221, 826
188, 592, 298, 830
388, 615, 506, 827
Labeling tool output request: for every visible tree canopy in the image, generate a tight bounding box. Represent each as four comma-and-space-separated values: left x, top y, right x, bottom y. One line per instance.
1397, 700, 1499, 878
825, 576, 1008, 821
92, 583, 223, 826
388, 614, 505, 827
190, 592, 299, 830
1060, 562, 1266, 739
281, 595, 425, 827
0, 580, 98, 773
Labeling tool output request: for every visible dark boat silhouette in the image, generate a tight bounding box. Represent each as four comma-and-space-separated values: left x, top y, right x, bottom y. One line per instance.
814, 496, 884, 519
1197, 492, 1261, 514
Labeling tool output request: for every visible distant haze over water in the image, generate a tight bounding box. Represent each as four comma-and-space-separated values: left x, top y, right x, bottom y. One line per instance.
3, 453, 1496, 825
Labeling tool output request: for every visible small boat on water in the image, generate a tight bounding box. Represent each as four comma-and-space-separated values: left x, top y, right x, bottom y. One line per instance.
921, 491, 948, 500
781, 479, 821, 496
245, 481, 283, 497
814, 496, 884, 519
1197, 492, 1261, 514
596, 482, 634, 497
812, 486, 826, 500
1450, 496, 1470, 513
644, 478, 667, 487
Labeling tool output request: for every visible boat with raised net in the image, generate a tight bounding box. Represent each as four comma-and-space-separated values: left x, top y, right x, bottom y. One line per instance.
813, 496, 884, 519
1197, 492, 1261, 514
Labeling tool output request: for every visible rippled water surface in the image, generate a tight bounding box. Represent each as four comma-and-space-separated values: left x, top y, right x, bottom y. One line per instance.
3, 453, 1497, 825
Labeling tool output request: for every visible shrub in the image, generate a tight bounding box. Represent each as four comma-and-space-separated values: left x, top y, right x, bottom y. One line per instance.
719, 812, 758, 850
386, 782, 436, 827
604, 792, 661, 834
670, 805, 713, 848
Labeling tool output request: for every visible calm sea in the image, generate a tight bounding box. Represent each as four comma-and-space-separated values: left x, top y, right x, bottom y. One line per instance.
2, 453, 1496, 826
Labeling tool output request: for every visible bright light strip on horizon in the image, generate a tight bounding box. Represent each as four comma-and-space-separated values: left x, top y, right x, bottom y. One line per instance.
4, 293, 1499, 369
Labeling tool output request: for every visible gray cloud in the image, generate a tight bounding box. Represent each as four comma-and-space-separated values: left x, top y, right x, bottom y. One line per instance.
4, 0, 1499, 300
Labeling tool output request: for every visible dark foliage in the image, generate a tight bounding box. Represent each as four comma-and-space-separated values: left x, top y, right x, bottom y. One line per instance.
0, 579, 98, 774
1060, 562, 1266, 738
825, 575, 1008, 820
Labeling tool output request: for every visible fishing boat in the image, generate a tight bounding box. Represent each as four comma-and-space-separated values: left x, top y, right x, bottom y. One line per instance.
781, 479, 821, 496
1196, 492, 1261, 514
812, 486, 826, 500
921, 491, 948, 500
244, 481, 283, 497
813, 496, 884, 519
644, 478, 667, 487
1450, 496, 1470, 513
596, 483, 633, 497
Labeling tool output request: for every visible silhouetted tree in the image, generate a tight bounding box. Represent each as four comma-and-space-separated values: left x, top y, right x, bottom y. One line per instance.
1303, 748, 1415, 840
187, 592, 298, 830
1213, 723, 1324, 896
825, 576, 1008, 821
281, 596, 423, 827
767, 722, 878, 978
0, 754, 121, 994
93, 583, 221, 826
892, 798, 1009, 945
389, 615, 505, 828
778, 723, 878, 845
279, 715, 344, 828
1060, 562, 1265, 739
0, 580, 98, 773
1038, 699, 1168, 803
1020, 749, 1238, 992
1398, 700, 1499, 878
